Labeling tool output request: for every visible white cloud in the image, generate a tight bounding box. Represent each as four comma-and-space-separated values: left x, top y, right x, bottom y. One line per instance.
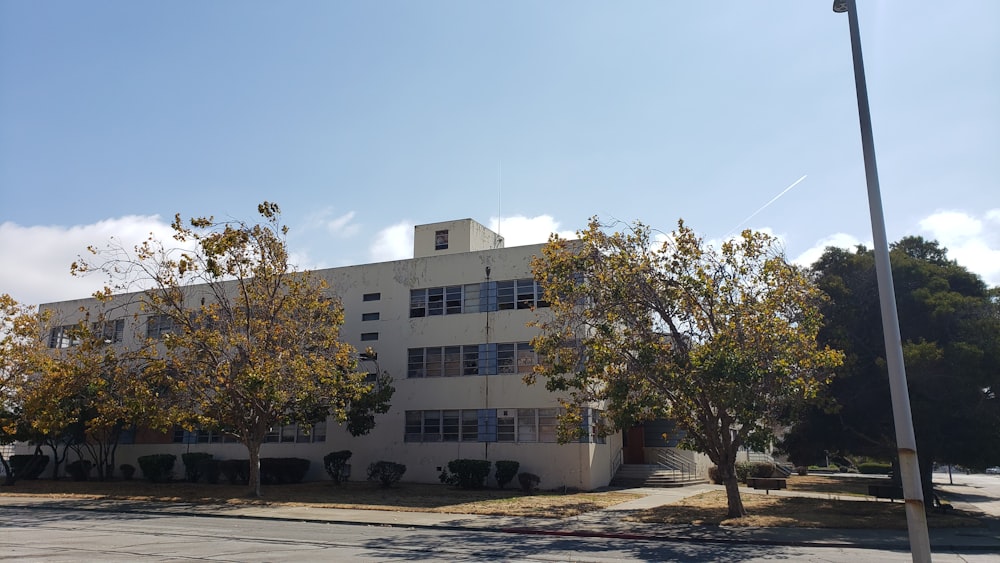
792, 233, 867, 268
489, 215, 576, 247
369, 221, 414, 262
0, 216, 176, 306
303, 207, 361, 238
918, 209, 1000, 286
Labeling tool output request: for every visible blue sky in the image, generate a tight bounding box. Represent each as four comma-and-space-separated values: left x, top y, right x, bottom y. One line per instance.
1, 1, 997, 306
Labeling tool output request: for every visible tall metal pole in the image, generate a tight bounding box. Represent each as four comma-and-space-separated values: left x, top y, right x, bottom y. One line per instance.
834, 1, 931, 560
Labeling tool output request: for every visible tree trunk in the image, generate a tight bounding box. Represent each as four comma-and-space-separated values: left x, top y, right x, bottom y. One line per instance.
247, 441, 262, 497
719, 460, 747, 518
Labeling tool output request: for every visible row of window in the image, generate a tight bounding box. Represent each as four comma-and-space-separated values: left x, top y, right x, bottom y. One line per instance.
172, 422, 327, 444
409, 279, 548, 318
48, 319, 126, 349
406, 342, 536, 378
404, 408, 605, 444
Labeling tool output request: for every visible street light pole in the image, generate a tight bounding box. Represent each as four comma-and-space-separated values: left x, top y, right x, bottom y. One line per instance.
832, 1, 932, 560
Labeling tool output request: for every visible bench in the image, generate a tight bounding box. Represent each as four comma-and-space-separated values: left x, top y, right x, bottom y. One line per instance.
747, 477, 787, 494
868, 484, 904, 501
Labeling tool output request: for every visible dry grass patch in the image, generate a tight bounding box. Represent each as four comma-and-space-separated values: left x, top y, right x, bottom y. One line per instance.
627, 490, 981, 529
0, 480, 640, 519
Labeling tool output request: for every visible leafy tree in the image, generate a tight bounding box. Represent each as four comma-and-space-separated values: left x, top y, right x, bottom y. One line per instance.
73, 202, 394, 496
0, 294, 47, 483
528, 218, 842, 518
780, 238, 1000, 499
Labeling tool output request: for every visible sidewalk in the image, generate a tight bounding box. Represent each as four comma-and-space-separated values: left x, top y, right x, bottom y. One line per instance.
2, 481, 999, 552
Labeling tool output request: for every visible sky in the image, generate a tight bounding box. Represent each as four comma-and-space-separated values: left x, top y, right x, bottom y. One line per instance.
1, 1, 997, 306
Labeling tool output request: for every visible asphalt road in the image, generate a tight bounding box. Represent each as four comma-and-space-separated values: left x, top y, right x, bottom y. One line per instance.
1, 506, 997, 562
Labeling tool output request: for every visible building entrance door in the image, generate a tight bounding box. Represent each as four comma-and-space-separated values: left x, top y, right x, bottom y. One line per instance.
623, 426, 645, 464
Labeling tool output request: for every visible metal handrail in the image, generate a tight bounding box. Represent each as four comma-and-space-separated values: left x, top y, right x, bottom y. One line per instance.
656, 448, 696, 480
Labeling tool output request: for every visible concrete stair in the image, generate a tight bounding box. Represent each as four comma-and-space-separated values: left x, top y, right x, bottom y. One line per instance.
610, 463, 707, 488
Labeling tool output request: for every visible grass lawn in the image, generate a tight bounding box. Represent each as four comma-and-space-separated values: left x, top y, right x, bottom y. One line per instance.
0, 479, 640, 519
627, 474, 982, 529
0, 473, 985, 528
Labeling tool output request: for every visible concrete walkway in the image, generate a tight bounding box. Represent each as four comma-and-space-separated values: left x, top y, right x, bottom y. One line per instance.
2, 475, 998, 552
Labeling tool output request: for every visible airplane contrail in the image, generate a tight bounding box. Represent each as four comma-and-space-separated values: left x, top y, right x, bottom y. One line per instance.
726, 174, 808, 237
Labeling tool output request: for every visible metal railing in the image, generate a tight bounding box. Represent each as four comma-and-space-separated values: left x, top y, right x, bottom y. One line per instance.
655, 448, 697, 481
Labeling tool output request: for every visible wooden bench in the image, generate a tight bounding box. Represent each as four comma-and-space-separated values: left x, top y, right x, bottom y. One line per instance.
747, 477, 787, 494
868, 484, 904, 501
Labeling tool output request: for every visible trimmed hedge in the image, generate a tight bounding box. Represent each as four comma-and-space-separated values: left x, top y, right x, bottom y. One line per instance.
494, 460, 519, 489
261, 458, 311, 484
219, 459, 249, 485
323, 450, 352, 484
137, 454, 176, 483
120, 463, 136, 480
66, 459, 92, 481
518, 472, 540, 493
200, 458, 221, 484
367, 461, 406, 488
10, 455, 49, 480
440, 459, 490, 489
181, 452, 213, 482
858, 462, 891, 475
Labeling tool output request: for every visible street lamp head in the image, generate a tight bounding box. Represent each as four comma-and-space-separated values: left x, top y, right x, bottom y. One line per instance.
833, 0, 848, 13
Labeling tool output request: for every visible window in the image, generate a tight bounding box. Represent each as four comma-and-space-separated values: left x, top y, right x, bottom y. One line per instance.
427, 287, 443, 316
445, 286, 462, 314
361, 312, 379, 321
496, 280, 515, 310
405, 409, 489, 442
410, 290, 426, 317
408, 342, 534, 377
443, 346, 462, 376
463, 283, 481, 312
361, 332, 379, 341
538, 408, 558, 442
497, 409, 515, 442
48, 325, 81, 348
362, 292, 381, 302
407, 348, 425, 378
435, 229, 449, 250
518, 409, 538, 442
93, 319, 125, 343
146, 315, 175, 339
264, 422, 326, 443
461, 410, 478, 441
442, 410, 460, 441
516, 278, 536, 309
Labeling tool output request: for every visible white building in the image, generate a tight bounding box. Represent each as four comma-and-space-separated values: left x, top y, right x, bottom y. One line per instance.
32, 219, 629, 489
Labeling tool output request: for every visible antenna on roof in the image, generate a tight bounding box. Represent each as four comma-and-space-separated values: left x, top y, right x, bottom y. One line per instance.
496, 159, 503, 248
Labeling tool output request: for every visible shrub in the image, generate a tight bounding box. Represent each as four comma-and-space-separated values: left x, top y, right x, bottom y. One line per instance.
796, 466, 808, 476
137, 454, 176, 483
857, 462, 891, 475
9, 454, 49, 480
260, 458, 311, 484
66, 459, 92, 481
750, 462, 776, 479
735, 462, 754, 483
707, 466, 723, 484
181, 452, 213, 482
200, 458, 221, 484
495, 460, 520, 489
323, 450, 352, 484
120, 463, 136, 480
367, 461, 406, 488
219, 459, 249, 485
517, 472, 540, 493
440, 459, 491, 489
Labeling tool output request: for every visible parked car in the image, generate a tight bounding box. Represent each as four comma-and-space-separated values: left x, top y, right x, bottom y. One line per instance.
986, 467, 1000, 474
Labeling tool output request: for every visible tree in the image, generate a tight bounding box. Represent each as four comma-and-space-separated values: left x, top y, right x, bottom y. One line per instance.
0, 294, 47, 483
528, 218, 842, 518
780, 238, 1000, 499
19, 313, 168, 481
73, 202, 393, 496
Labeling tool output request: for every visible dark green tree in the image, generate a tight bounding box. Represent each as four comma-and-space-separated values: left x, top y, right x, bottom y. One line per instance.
780, 237, 1000, 499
